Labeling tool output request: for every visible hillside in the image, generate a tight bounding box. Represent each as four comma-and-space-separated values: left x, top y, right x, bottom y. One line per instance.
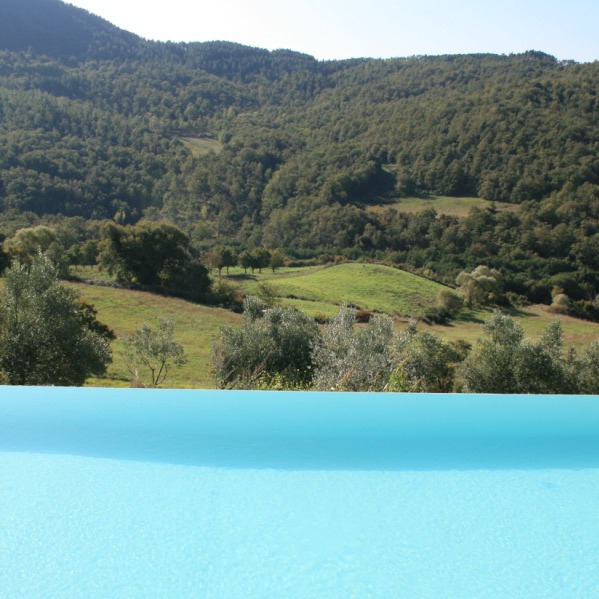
0, 0, 598, 314
65, 277, 599, 389
0, 0, 142, 60
237, 263, 446, 317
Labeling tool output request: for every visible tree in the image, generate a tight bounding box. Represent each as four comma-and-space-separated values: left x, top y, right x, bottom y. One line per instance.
269, 249, 285, 272
459, 311, 577, 394
312, 306, 396, 392
252, 248, 271, 273
98, 220, 210, 300
212, 298, 318, 389
0, 253, 112, 385
456, 265, 504, 306
574, 341, 599, 394
120, 319, 186, 387
3, 225, 66, 273
238, 250, 254, 274
388, 324, 466, 392
204, 246, 237, 276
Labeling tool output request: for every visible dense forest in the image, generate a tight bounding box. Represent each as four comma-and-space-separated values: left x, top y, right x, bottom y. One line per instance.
1, 0, 599, 316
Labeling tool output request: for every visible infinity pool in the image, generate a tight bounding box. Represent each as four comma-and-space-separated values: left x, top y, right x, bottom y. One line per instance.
1, 387, 598, 598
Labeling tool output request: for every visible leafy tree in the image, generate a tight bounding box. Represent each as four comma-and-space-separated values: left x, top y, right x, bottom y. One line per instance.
238, 250, 254, 274
388, 324, 466, 392
0, 253, 112, 385
98, 220, 210, 300
3, 225, 66, 272
204, 245, 237, 276
120, 319, 186, 387
459, 311, 577, 394
312, 306, 396, 391
269, 249, 285, 272
573, 341, 599, 394
212, 298, 318, 388
456, 265, 504, 306
252, 248, 271, 273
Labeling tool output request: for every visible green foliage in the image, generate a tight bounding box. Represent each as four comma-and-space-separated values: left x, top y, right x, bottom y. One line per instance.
3, 225, 66, 273
98, 220, 210, 300
459, 311, 578, 394
388, 324, 465, 392
120, 319, 186, 387
456, 266, 504, 306
212, 298, 319, 389
0, 253, 112, 385
573, 341, 599, 395
1, 7, 599, 316
312, 306, 396, 392
424, 288, 465, 323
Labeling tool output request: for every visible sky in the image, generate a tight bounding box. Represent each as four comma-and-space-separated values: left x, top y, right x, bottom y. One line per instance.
66, 0, 599, 63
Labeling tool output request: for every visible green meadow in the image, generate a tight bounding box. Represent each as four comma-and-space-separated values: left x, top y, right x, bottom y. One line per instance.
3, 263, 599, 388
69, 282, 242, 388
368, 195, 517, 218
231, 262, 447, 317
178, 136, 223, 157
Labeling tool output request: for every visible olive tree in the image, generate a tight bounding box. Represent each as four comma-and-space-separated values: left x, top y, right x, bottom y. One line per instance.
388, 324, 466, 392
120, 319, 186, 388
212, 298, 319, 389
0, 253, 112, 386
312, 306, 396, 392
459, 311, 577, 394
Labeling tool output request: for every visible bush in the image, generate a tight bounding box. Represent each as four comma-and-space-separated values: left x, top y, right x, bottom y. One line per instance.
0, 253, 112, 385
312, 306, 395, 391
212, 299, 319, 389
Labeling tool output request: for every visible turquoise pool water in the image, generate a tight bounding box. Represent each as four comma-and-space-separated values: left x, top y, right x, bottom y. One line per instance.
1, 387, 598, 598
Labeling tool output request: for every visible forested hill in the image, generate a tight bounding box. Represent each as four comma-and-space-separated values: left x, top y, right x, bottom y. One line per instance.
0, 0, 143, 60
1, 0, 599, 312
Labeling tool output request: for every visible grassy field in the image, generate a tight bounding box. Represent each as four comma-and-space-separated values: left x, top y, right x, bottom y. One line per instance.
178, 136, 223, 157
368, 195, 517, 218
3, 263, 599, 389
70, 283, 242, 388
228, 262, 448, 317
422, 304, 599, 351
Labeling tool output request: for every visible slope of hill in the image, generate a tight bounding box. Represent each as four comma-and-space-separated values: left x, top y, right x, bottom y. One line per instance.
68, 277, 599, 389
0, 0, 142, 60
1, 0, 598, 314
69, 282, 243, 388
238, 263, 447, 317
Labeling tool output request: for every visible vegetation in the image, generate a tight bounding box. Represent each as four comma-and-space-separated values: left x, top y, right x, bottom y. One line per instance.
213, 301, 599, 394
240, 263, 446, 317
460, 311, 599, 394
212, 298, 318, 389
121, 319, 186, 387
98, 220, 210, 300
0, 254, 112, 385
0, 4, 598, 318
0, 1, 598, 392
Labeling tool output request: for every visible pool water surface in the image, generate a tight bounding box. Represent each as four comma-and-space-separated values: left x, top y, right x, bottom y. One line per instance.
1, 387, 598, 598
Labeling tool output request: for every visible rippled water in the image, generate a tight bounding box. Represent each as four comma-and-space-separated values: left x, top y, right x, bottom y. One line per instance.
1, 387, 598, 598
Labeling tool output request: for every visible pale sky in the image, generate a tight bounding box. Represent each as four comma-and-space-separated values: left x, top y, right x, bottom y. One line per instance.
66, 0, 599, 63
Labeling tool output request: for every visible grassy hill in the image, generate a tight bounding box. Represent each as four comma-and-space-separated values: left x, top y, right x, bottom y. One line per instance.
3, 269, 599, 388
75, 274, 599, 389
69, 282, 242, 388
230, 262, 448, 318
